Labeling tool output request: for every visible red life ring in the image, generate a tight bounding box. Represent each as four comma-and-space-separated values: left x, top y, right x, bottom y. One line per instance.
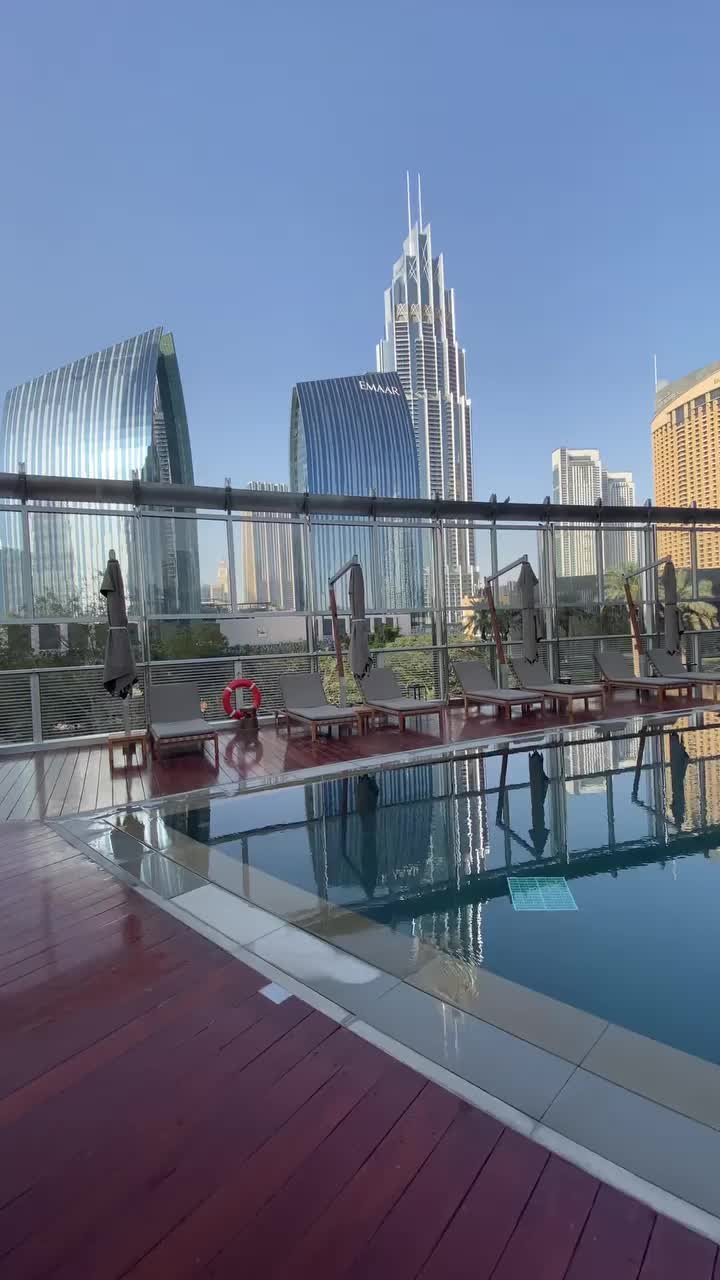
222, 678, 263, 720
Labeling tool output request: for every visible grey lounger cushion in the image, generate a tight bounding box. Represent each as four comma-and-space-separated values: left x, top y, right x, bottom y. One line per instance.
364, 697, 446, 713
511, 657, 603, 697
648, 649, 713, 681
280, 673, 356, 721
361, 668, 446, 712
150, 718, 214, 740
149, 681, 205, 726
595, 652, 693, 687
286, 705, 357, 722
453, 660, 541, 703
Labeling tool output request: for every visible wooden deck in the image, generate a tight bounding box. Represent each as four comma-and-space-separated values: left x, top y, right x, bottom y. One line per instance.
0, 689, 711, 821
1, 822, 718, 1278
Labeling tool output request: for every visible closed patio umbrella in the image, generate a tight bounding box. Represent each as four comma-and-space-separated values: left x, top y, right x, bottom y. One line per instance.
518, 560, 540, 663
528, 750, 550, 857
669, 731, 689, 828
662, 560, 683, 654
101, 551, 137, 703
348, 561, 371, 680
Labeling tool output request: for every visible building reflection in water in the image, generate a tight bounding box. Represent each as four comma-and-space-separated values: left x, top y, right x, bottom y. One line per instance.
151, 712, 720, 966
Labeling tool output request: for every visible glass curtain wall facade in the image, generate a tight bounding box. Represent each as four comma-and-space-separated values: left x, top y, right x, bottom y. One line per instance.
0, 328, 200, 616
238, 481, 295, 609
289, 372, 423, 610
376, 193, 474, 606
653, 361, 720, 570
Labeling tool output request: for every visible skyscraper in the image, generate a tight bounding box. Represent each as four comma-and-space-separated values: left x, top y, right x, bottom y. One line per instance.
289, 372, 422, 610
603, 470, 638, 570
552, 448, 602, 578
552, 448, 637, 577
0, 328, 199, 615
238, 481, 295, 609
652, 361, 720, 568
376, 179, 474, 605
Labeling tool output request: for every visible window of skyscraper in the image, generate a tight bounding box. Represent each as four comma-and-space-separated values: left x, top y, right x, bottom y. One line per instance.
675, 405, 685, 424
711, 387, 720, 402
695, 396, 706, 410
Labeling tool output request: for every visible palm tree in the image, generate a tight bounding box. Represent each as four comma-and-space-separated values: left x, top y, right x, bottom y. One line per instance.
674, 570, 717, 632
603, 563, 641, 602
463, 596, 514, 642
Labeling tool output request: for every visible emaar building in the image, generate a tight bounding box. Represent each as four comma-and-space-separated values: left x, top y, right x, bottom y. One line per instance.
0, 328, 199, 615
289, 372, 423, 611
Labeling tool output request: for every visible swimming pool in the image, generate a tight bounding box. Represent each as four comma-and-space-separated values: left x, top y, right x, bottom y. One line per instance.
94, 710, 720, 1067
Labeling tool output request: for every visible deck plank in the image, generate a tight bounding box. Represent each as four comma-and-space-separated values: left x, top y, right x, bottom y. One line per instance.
206, 1058, 427, 1279
564, 1184, 655, 1279
418, 1127, 549, 1280
490, 1155, 599, 1280
1, 822, 718, 1280
277, 1082, 464, 1278
639, 1216, 717, 1279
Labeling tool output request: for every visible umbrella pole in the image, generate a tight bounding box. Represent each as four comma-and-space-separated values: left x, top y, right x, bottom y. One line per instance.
329, 584, 347, 707
485, 582, 506, 669
624, 580, 644, 658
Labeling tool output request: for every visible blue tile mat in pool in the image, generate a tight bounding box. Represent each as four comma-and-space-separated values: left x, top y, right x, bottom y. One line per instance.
507, 876, 578, 911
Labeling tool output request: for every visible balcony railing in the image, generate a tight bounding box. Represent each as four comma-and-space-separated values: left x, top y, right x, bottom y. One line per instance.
0, 470, 718, 749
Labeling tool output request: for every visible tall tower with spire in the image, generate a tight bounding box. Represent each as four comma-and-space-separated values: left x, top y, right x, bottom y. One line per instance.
376, 175, 475, 605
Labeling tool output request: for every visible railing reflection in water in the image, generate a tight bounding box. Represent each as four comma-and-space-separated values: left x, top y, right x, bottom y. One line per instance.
0, 497, 719, 746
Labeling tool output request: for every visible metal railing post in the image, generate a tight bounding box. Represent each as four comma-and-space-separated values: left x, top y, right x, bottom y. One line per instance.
641, 524, 658, 672
19, 471, 33, 618
432, 517, 449, 700
133, 505, 152, 706
303, 515, 318, 673
490, 523, 500, 684
540, 525, 558, 680
225, 479, 238, 613
30, 671, 42, 744
690, 524, 700, 671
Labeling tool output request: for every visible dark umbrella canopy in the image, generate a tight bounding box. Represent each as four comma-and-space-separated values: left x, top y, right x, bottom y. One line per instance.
348, 562, 371, 680
528, 750, 550, 857
518, 561, 541, 662
669, 731, 690, 828
101, 553, 137, 699
662, 560, 682, 654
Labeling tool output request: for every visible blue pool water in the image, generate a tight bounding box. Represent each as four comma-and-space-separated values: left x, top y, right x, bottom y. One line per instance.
162, 714, 720, 1064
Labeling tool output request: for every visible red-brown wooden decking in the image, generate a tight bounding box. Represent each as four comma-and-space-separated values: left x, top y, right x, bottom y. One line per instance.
0, 689, 711, 821
0, 823, 717, 1278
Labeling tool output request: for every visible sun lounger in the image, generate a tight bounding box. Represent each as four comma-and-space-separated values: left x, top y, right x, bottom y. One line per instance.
360, 668, 447, 731
279, 673, 359, 741
453, 659, 544, 719
148, 682, 219, 766
648, 649, 718, 700
509, 657, 606, 721
594, 651, 696, 702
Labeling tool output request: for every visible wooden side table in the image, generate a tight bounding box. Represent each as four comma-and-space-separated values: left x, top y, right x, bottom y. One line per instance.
354, 706, 380, 735
108, 730, 148, 768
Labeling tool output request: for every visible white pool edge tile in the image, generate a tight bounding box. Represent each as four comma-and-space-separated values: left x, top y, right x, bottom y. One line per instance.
133, 884, 354, 1025
136, 878, 720, 1247
175, 883, 284, 946
350, 1018, 720, 1247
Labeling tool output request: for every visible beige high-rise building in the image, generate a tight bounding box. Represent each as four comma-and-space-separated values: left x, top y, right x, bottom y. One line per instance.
652, 361, 720, 567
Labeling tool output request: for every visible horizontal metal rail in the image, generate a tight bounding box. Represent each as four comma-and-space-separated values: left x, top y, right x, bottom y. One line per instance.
1, 470, 718, 526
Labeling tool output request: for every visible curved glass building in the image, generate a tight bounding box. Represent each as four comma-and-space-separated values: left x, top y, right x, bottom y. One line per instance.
289, 372, 423, 610
0, 328, 199, 615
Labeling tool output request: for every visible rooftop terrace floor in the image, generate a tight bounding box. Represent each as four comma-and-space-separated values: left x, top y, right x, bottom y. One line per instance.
0, 687, 714, 822
1, 821, 717, 1279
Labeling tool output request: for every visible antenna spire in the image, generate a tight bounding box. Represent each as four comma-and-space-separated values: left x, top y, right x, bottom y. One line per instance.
406, 171, 412, 238
653, 353, 658, 391
417, 173, 423, 228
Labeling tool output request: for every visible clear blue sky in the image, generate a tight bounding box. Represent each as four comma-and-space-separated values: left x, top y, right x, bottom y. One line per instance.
1, 0, 718, 503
